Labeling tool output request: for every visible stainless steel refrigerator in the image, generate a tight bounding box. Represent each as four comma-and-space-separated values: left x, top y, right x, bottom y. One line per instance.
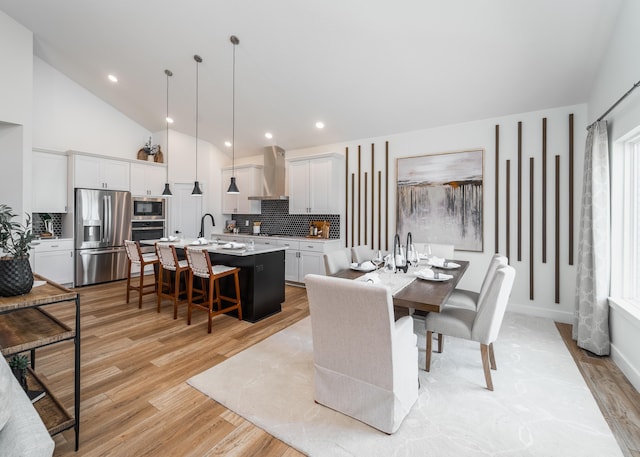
75, 188, 132, 286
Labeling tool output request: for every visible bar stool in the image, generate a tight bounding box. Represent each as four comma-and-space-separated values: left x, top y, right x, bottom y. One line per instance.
156, 243, 190, 318
124, 240, 159, 308
184, 246, 242, 333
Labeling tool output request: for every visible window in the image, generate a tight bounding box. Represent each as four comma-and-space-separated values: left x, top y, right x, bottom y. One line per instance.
617, 134, 640, 305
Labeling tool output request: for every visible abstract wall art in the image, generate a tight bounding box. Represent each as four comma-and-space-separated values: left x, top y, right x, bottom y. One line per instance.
396, 149, 484, 251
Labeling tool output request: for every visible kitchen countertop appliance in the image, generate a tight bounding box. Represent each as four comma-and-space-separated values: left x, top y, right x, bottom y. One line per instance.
74, 188, 132, 286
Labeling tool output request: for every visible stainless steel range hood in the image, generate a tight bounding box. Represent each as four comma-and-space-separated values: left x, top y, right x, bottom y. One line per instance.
248, 145, 288, 200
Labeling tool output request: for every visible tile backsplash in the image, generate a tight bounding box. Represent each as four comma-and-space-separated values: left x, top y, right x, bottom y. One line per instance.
232, 200, 340, 238
32, 213, 63, 237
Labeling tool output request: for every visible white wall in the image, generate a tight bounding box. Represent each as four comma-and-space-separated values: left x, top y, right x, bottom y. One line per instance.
289, 104, 586, 324
0, 11, 33, 218
587, 0, 640, 391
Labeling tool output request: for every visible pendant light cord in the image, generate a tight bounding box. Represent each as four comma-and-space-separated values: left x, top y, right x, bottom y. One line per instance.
195, 56, 200, 178
165, 69, 172, 180
232, 39, 236, 176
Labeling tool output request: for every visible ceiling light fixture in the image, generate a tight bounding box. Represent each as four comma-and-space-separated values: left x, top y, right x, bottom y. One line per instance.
108, 74, 118, 83
227, 35, 240, 194
224, 141, 232, 148
192, 54, 203, 196
162, 69, 173, 196
315, 121, 325, 129
265, 132, 273, 139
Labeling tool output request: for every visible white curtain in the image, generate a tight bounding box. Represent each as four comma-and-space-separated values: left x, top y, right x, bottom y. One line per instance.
573, 120, 611, 355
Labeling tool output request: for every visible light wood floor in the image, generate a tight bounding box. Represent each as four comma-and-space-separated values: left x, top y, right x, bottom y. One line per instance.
36, 278, 639, 456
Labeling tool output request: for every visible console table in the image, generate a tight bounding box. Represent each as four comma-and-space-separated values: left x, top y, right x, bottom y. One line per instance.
0, 275, 80, 451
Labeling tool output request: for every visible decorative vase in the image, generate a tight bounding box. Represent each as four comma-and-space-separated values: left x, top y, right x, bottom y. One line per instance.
11, 367, 28, 392
0, 257, 34, 296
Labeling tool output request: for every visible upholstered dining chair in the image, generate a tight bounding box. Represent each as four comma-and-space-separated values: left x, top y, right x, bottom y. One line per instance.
156, 243, 190, 318
184, 246, 242, 333
323, 247, 352, 275
305, 274, 418, 434
446, 254, 508, 311
424, 264, 515, 390
124, 240, 159, 308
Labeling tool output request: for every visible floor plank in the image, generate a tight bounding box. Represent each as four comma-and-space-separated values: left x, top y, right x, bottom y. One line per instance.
31, 278, 638, 456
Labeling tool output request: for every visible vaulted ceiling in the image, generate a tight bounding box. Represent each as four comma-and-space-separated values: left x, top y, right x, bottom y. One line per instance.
0, 0, 623, 157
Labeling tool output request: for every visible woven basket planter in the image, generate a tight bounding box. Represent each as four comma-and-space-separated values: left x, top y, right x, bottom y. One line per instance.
0, 257, 34, 296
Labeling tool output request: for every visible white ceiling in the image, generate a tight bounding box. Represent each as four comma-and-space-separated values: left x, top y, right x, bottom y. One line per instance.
0, 0, 623, 158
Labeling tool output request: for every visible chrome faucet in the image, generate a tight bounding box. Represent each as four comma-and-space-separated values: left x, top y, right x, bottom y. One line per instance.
199, 213, 215, 238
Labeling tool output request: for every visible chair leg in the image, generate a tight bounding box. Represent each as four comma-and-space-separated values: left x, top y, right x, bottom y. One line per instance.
208, 277, 217, 334
138, 267, 144, 308
489, 342, 497, 370
437, 333, 444, 353
173, 270, 181, 319
480, 344, 494, 391
157, 266, 164, 313
187, 272, 193, 325
126, 261, 132, 303
233, 271, 242, 320
426, 330, 433, 372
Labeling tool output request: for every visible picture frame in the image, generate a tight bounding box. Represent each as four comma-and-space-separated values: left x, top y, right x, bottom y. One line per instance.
396, 149, 484, 252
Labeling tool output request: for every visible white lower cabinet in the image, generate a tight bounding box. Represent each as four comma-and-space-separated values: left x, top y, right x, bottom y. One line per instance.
277, 239, 341, 283
31, 239, 74, 286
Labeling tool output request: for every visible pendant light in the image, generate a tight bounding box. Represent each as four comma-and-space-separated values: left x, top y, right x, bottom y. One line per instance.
226, 35, 240, 194
162, 69, 173, 196
192, 54, 203, 196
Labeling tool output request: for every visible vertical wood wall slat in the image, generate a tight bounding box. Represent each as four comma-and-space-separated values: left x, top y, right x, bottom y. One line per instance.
351, 173, 355, 247
357, 145, 361, 246
517, 121, 522, 261
530, 157, 534, 300
506, 160, 511, 263
385, 142, 389, 251
495, 124, 500, 254
542, 118, 547, 263
568, 113, 574, 265
555, 155, 560, 304
371, 144, 375, 249
345, 147, 349, 247
378, 171, 382, 250
364, 172, 368, 245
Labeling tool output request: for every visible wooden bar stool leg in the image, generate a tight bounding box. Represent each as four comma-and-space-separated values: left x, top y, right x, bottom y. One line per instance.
233, 271, 242, 320
126, 261, 132, 303
208, 276, 216, 334
187, 272, 194, 325
173, 269, 182, 319
157, 265, 164, 313
138, 267, 145, 308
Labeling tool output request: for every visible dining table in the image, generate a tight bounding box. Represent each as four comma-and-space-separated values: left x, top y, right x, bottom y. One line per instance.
332, 259, 469, 315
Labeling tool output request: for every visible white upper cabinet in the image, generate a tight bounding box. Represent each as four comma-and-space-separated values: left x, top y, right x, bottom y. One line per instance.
73, 154, 130, 191
32, 151, 68, 213
287, 153, 343, 214
130, 162, 166, 196
221, 165, 263, 214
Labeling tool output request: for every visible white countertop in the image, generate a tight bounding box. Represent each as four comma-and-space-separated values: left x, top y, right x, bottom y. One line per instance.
215, 233, 339, 243
143, 238, 287, 256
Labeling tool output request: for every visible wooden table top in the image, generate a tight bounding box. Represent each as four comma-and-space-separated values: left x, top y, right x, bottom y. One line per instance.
332, 260, 469, 313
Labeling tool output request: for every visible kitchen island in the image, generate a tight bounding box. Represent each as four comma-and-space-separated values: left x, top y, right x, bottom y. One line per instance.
145, 239, 286, 323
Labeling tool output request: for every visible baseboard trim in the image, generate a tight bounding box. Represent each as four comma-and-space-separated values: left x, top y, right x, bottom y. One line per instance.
611, 343, 640, 392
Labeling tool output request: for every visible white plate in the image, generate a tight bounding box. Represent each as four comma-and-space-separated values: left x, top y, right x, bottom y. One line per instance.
428, 261, 460, 269
416, 272, 452, 281
159, 237, 169, 241
190, 240, 208, 246
350, 265, 377, 272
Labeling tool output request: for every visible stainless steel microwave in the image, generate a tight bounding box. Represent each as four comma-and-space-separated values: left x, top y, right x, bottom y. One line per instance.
132, 197, 165, 220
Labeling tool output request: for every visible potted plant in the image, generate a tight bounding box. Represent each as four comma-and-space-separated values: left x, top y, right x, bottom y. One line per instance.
0, 204, 36, 296
8, 354, 29, 391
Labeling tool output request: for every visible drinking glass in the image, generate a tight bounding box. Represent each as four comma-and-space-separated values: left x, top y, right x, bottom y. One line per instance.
372, 250, 384, 270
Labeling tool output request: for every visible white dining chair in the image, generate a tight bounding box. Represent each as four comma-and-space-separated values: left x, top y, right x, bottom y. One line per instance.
323, 248, 352, 275
446, 254, 508, 311
351, 245, 377, 264
305, 273, 418, 433
424, 264, 515, 390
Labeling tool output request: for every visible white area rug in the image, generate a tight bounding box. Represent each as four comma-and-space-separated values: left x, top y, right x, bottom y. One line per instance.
188, 313, 623, 457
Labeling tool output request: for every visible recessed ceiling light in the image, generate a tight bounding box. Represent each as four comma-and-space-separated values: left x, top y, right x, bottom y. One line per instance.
224, 141, 232, 148
166, 117, 174, 124
108, 74, 118, 83
315, 121, 325, 129
265, 132, 273, 139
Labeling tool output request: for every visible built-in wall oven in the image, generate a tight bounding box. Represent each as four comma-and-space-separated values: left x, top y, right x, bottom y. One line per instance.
131, 220, 166, 244
132, 197, 165, 220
